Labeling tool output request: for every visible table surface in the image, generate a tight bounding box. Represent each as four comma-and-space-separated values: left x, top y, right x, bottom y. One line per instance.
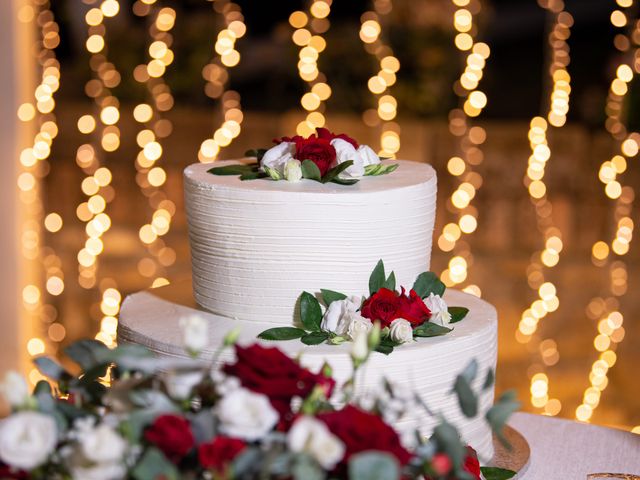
510, 412, 640, 478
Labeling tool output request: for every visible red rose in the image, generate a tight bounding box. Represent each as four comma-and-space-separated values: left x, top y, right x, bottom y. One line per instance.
293, 136, 336, 176
360, 288, 402, 328
463, 446, 481, 479
397, 288, 431, 326
198, 436, 246, 474
144, 414, 195, 463
224, 344, 335, 423
316, 127, 359, 148
318, 406, 411, 469
273, 134, 303, 144
431, 453, 453, 476
0, 464, 27, 479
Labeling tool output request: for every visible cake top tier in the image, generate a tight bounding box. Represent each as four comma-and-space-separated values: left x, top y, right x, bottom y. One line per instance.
185, 159, 436, 195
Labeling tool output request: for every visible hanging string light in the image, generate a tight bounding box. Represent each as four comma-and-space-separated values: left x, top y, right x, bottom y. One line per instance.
131, 1, 178, 289
75, 0, 122, 348
514, 0, 573, 416
437, 0, 490, 297
198, 0, 246, 163
289, 0, 332, 137
575, 2, 637, 423
16, 0, 62, 385
359, 0, 402, 157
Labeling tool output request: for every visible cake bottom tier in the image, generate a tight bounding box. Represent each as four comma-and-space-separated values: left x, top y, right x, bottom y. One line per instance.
118, 280, 498, 462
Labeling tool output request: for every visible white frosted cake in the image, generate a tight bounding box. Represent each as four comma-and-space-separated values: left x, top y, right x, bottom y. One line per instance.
118, 154, 498, 462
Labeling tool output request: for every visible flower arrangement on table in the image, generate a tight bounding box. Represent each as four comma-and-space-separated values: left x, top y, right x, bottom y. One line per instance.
259, 260, 469, 354
0, 318, 519, 480
208, 127, 398, 185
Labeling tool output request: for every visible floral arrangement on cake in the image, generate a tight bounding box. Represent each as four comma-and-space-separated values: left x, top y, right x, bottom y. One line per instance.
259, 260, 469, 354
208, 127, 398, 185
0, 319, 518, 480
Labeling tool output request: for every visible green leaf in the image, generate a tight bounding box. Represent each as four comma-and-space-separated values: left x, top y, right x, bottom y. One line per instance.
449, 306, 469, 323
375, 338, 397, 355
64, 339, 110, 371
483, 369, 495, 390
321, 160, 353, 183
33, 380, 52, 396
131, 447, 178, 480
299, 291, 323, 331
349, 452, 401, 480
320, 289, 347, 305
480, 467, 517, 480
301, 332, 329, 345
293, 454, 324, 480
364, 163, 399, 176
330, 177, 359, 185
412, 322, 452, 337
258, 327, 307, 341
301, 159, 322, 181
369, 259, 386, 295
208, 164, 256, 176
239, 171, 269, 181
486, 390, 520, 447
453, 374, 478, 418
263, 165, 282, 180
33, 356, 71, 382
460, 359, 479, 384
412, 271, 446, 298
244, 149, 267, 161
383, 271, 396, 291
432, 419, 466, 469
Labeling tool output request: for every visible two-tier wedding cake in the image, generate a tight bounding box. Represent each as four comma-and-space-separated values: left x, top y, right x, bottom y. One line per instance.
118, 129, 498, 461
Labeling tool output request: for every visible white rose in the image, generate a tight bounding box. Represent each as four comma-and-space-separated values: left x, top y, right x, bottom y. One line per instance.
284, 159, 303, 182
0, 371, 29, 408
330, 138, 365, 178
345, 312, 373, 340
357, 144, 381, 166
79, 423, 127, 464
424, 293, 452, 327
215, 387, 278, 441
179, 315, 208, 356
163, 370, 203, 400
389, 318, 414, 344
260, 142, 295, 175
287, 416, 345, 470
320, 296, 360, 335
0, 411, 57, 470
70, 462, 127, 480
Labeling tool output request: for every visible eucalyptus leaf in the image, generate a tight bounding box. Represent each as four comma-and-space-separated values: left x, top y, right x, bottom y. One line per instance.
330, 177, 359, 185
432, 419, 466, 469
369, 259, 386, 295
232, 448, 263, 477
486, 390, 520, 447
33, 380, 52, 396
33, 356, 71, 382
131, 447, 178, 480
64, 339, 110, 371
299, 291, 323, 331
301, 332, 329, 345
292, 454, 324, 480
301, 159, 322, 181
189, 409, 216, 445
258, 327, 307, 341
383, 271, 396, 291
460, 359, 479, 384
320, 288, 347, 305
321, 160, 353, 183
349, 452, 401, 480
412, 322, 452, 337
483, 369, 495, 390
449, 306, 469, 323
480, 467, 517, 480
412, 271, 446, 298
453, 374, 478, 418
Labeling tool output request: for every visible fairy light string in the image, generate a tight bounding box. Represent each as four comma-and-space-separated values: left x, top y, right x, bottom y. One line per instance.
574, 1, 637, 423
437, 0, 490, 297
16, 0, 63, 384
75, 0, 123, 348
288, 0, 333, 137
512, 0, 573, 416
359, 0, 402, 157
131, 1, 178, 289
198, 0, 246, 163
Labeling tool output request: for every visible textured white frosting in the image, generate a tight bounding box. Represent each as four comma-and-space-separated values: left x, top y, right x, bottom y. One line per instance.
118, 281, 497, 461
184, 160, 437, 324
